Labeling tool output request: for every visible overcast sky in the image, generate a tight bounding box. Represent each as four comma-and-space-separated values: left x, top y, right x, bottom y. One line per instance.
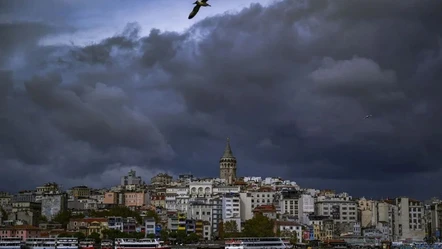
1, 0, 442, 199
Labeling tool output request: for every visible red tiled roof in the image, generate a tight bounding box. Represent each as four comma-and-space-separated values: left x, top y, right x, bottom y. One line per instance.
258, 187, 273, 192
70, 217, 107, 223
0, 225, 40, 230
253, 205, 276, 213
276, 221, 301, 226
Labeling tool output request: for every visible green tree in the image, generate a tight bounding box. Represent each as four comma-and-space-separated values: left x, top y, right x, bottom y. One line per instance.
53, 211, 72, 228
185, 233, 200, 243
147, 233, 156, 239
0, 207, 6, 219
144, 210, 160, 223
38, 215, 48, 224
223, 220, 240, 238
73, 232, 86, 240
280, 230, 298, 244
102, 229, 124, 240
133, 232, 145, 239
242, 213, 275, 237
57, 232, 72, 237
169, 231, 177, 243
88, 232, 101, 243
175, 230, 187, 244
160, 230, 169, 241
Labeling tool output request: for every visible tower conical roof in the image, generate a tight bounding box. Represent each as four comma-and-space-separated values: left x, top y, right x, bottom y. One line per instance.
222, 137, 235, 158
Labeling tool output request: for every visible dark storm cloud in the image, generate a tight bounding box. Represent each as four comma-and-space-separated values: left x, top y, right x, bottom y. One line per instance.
1, 0, 442, 198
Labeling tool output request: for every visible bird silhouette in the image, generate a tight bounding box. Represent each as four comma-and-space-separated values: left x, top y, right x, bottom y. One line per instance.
188, 0, 211, 19
364, 114, 373, 119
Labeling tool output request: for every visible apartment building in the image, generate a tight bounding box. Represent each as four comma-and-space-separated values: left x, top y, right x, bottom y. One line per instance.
240, 191, 276, 221
393, 197, 425, 241
222, 193, 241, 231
314, 193, 358, 235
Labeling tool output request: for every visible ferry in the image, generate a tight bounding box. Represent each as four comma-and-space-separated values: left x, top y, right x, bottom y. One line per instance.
100, 240, 113, 249
225, 237, 290, 249
56, 237, 78, 249
0, 237, 22, 249
25, 238, 57, 249
79, 239, 95, 249
114, 238, 171, 249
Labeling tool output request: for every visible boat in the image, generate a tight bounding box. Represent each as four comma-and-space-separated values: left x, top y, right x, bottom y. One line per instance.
114, 238, 171, 249
79, 239, 95, 249
25, 238, 57, 249
225, 237, 290, 249
56, 238, 78, 249
0, 237, 22, 249
100, 240, 113, 249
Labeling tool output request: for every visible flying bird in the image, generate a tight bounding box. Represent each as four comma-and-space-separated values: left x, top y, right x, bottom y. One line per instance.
188, 0, 211, 19
364, 114, 373, 119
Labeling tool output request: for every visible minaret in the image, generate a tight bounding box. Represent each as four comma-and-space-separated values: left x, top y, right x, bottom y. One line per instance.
219, 137, 237, 185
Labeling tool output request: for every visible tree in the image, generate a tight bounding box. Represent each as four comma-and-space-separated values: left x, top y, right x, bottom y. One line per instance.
185, 233, 200, 243
217, 221, 224, 239
73, 232, 86, 240
57, 232, 71, 237
175, 231, 187, 244
101, 229, 144, 240
223, 220, 240, 238
52, 210, 85, 228
144, 210, 160, 223
53, 211, 72, 228
242, 213, 275, 237
38, 215, 48, 224
0, 207, 6, 219
102, 229, 125, 240
160, 230, 169, 241
88, 232, 101, 243
280, 230, 298, 245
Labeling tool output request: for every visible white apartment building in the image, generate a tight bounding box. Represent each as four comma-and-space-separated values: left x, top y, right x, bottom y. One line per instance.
276, 221, 303, 243
189, 180, 213, 198
300, 194, 315, 224
165, 187, 189, 212
394, 197, 425, 241
243, 177, 262, 183
314, 195, 358, 224
263, 177, 283, 185
369, 200, 398, 240
240, 191, 276, 221
222, 193, 241, 231
213, 186, 240, 195
430, 202, 442, 238
145, 218, 156, 236
187, 202, 213, 223
280, 191, 300, 218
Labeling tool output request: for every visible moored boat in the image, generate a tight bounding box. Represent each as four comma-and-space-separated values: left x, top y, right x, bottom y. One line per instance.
225, 237, 290, 249
25, 238, 57, 249
79, 239, 95, 249
100, 240, 113, 249
56, 237, 78, 249
0, 237, 22, 249
114, 238, 170, 249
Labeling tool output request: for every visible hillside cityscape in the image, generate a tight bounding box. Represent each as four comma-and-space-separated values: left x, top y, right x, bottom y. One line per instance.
0, 139, 441, 245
